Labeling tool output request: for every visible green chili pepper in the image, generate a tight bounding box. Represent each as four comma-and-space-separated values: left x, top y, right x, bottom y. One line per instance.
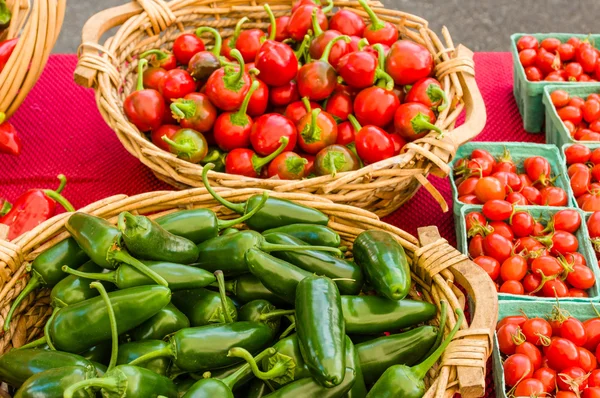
50, 260, 114, 307
238, 299, 294, 335
366, 307, 463, 398
263, 232, 363, 295
345, 335, 368, 398
203, 164, 329, 231
0, 0, 12, 31
66, 213, 169, 286
172, 288, 238, 327
196, 230, 341, 276
221, 227, 240, 236
4, 238, 88, 331
357, 325, 438, 385
0, 349, 94, 387
79, 341, 112, 365
223, 273, 288, 307
263, 224, 341, 247
341, 295, 436, 334
246, 379, 270, 398
296, 275, 345, 387
14, 366, 96, 398
200, 146, 227, 172
63, 260, 215, 291
117, 340, 171, 376
128, 322, 274, 372
353, 230, 411, 300
246, 249, 312, 304
132, 303, 190, 341
260, 334, 312, 388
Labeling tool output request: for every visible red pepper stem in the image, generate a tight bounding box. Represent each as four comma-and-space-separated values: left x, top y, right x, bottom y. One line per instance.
171, 99, 197, 121
223, 49, 246, 91
373, 43, 385, 70
411, 112, 443, 135
217, 192, 268, 230
231, 80, 259, 126
301, 108, 323, 144
3, 272, 41, 331
320, 35, 351, 63
0, 200, 11, 216
252, 136, 290, 173
62, 265, 117, 284
201, 163, 246, 214
294, 35, 311, 62
196, 27, 222, 57
224, 347, 279, 388
91, 281, 118, 371
162, 136, 195, 155
347, 114, 362, 132
357, 38, 369, 50
311, 8, 323, 36
230, 17, 249, 48
302, 97, 312, 113
135, 59, 149, 91
43, 190, 75, 213
53, 174, 67, 194
107, 249, 169, 287
328, 151, 338, 177
321, 0, 334, 14
227, 347, 288, 381
63, 377, 121, 398
260, 241, 342, 256
427, 84, 449, 112
264, 4, 277, 42
358, 0, 385, 31
140, 49, 170, 61
215, 270, 234, 323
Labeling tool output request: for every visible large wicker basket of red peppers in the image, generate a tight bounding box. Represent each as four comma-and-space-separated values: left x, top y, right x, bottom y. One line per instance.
74, 0, 485, 216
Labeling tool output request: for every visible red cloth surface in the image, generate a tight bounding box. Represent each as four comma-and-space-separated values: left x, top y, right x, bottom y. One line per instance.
1, 52, 544, 246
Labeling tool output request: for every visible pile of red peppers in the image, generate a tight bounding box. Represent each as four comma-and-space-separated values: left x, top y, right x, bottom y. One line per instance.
124, 0, 449, 179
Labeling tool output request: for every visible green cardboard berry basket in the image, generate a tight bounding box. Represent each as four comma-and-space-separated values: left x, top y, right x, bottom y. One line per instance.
449, 142, 575, 225
456, 204, 600, 302
546, 84, 600, 148
493, 300, 600, 398
562, 142, 600, 213
511, 33, 600, 133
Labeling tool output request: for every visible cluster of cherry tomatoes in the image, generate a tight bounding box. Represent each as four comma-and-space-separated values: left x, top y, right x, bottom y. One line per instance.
454, 148, 568, 206
467, 207, 595, 297
564, 144, 600, 211
517, 35, 600, 82
123, 0, 447, 179
551, 90, 600, 141
498, 307, 600, 398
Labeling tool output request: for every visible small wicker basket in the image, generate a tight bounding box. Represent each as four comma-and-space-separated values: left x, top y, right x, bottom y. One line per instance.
0, 188, 496, 397
74, 0, 486, 217
0, 0, 66, 119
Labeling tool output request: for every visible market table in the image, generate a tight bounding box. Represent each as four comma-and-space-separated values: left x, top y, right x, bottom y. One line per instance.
1, 52, 543, 248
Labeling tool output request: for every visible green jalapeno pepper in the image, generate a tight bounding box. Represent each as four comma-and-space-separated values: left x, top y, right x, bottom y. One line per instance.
93, 362, 108, 377
117, 340, 171, 376
176, 377, 198, 396
132, 303, 190, 341
221, 227, 240, 236
341, 295, 436, 334
345, 336, 367, 398
263, 232, 363, 295
129, 321, 274, 372
238, 299, 294, 336
172, 288, 238, 327
353, 230, 411, 300
263, 224, 341, 247
63, 260, 215, 291
296, 275, 346, 387
246, 379, 269, 398
14, 365, 96, 398
261, 334, 312, 388
223, 274, 288, 307
356, 325, 438, 385
50, 261, 115, 308
196, 230, 340, 276
79, 341, 112, 365
4, 238, 89, 331
203, 164, 329, 231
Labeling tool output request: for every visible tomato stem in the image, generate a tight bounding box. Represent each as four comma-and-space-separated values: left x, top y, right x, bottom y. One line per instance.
252, 136, 290, 174
311, 8, 323, 36
320, 35, 350, 63
135, 59, 148, 91
358, 0, 385, 31
196, 27, 222, 57
264, 4, 276, 42
231, 80, 259, 126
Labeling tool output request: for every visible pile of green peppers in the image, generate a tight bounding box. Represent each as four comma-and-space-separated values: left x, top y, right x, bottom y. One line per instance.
0, 164, 464, 398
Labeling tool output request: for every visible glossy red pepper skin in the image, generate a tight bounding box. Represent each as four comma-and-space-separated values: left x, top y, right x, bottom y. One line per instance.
335, 120, 357, 145
250, 114, 297, 155
389, 133, 406, 155
247, 79, 269, 116
173, 33, 205, 65
269, 80, 300, 107
0, 38, 18, 72
125, 60, 166, 132
297, 109, 338, 154
393, 102, 442, 142
354, 86, 400, 128
358, 0, 398, 47
310, 31, 349, 69
336, 51, 378, 89
385, 40, 434, 85
267, 151, 308, 179
213, 81, 259, 151
292, 0, 319, 13
236, 29, 265, 63
225, 137, 289, 177
300, 153, 316, 175
0, 113, 21, 156
143, 67, 167, 91
285, 100, 322, 124
355, 125, 395, 164
404, 77, 448, 111
268, 16, 291, 42
205, 50, 252, 111
171, 92, 217, 133
255, 40, 298, 87
329, 9, 366, 37
140, 49, 177, 71
158, 69, 196, 103
152, 124, 179, 152
287, 4, 328, 42
325, 91, 353, 121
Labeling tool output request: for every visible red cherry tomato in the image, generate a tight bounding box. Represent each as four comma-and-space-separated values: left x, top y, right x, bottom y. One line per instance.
546, 338, 580, 371
533, 367, 556, 393
519, 49, 537, 67
515, 378, 545, 397
483, 232, 512, 263
516, 342, 543, 370
522, 318, 553, 346
468, 235, 485, 258
474, 176, 506, 202
584, 387, 600, 398
587, 212, 600, 238
473, 256, 500, 281
561, 317, 588, 347
506, 192, 528, 205
589, 369, 600, 387
457, 177, 479, 197
557, 366, 587, 392
511, 211, 535, 238
540, 186, 568, 206
482, 199, 513, 221
567, 264, 596, 290
541, 37, 561, 52
565, 144, 592, 164
489, 221, 515, 241
559, 106, 584, 125
504, 354, 535, 387
501, 255, 528, 282
578, 347, 597, 372
525, 66, 543, 81
500, 280, 525, 295
517, 35, 539, 51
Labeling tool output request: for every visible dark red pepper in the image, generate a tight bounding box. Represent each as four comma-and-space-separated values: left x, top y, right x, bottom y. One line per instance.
404, 77, 448, 111
170, 92, 217, 133
188, 27, 223, 81
358, 0, 398, 47
287, 0, 332, 42
0, 175, 75, 241
314, 144, 361, 176
267, 151, 308, 180
308, 9, 349, 69
0, 38, 17, 73
250, 113, 297, 155
393, 102, 442, 142
337, 42, 393, 89
325, 90, 353, 122
0, 112, 21, 156
173, 33, 205, 65
300, 152, 316, 175
385, 40, 434, 85
162, 128, 208, 163
142, 66, 167, 91
297, 108, 338, 154
124, 59, 166, 132
349, 114, 394, 164
214, 80, 260, 151
225, 136, 289, 177
205, 49, 252, 111
285, 98, 322, 124
329, 9, 366, 37
140, 49, 177, 70
269, 80, 300, 107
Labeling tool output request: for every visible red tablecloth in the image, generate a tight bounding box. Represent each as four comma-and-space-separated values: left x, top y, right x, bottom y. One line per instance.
1, 52, 544, 246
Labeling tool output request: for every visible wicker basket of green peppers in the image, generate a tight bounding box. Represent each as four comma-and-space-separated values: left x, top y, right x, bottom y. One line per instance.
0, 165, 497, 397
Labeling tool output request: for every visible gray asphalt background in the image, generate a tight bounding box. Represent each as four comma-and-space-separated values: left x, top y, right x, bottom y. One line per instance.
57, 0, 599, 53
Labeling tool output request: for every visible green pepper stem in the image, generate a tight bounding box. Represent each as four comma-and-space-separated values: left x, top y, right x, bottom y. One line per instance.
43, 190, 75, 213
0, 200, 11, 216
227, 347, 286, 380
63, 377, 120, 398
202, 148, 223, 165
107, 249, 168, 287
424, 300, 447, 359
320, 35, 351, 63
347, 114, 362, 132
412, 307, 464, 380
311, 8, 323, 36
162, 136, 196, 156
427, 83, 449, 112
230, 17, 249, 48
358, 0, 385, 31
264, 4, 276, 42
223, 50, 246, 91
63, 265, 117, 285
4, 272, 41, 331
373, 43, 385, 70
260, 241, 342, 256
54, 174, 67, 194
231, 80, 259, 126
301, 108, 322, 145
43, 307, 59, 350
294, 35, 312, 63
215, 270, 234, 323
129, 345, 173, 366
321, 0, 333, 13
17, 336, 47, 350
279, 321, 296, 339
91, 282, 118, 371
252, 136, 290, 173
259, 309, 295, 321
357, 38, 369, 50
196, 27, 222, 57
202, 163, 246, 214
218, 192, 269, 230
374, 68, 395, 91
223, 278, 237, 295
140, 49, 170, 61
328, 150, 338, 177
170, 99, 197, 121
223, 347, 278, 389
135, 59, 148, 92
411, 112, 442, 135
301, 97, 312, 113
117, 211, 136, 232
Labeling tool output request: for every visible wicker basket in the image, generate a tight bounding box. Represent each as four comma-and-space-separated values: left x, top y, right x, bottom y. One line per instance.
0, 188, 496, 397
74, 0, 486, 217
0, 0, 65, 119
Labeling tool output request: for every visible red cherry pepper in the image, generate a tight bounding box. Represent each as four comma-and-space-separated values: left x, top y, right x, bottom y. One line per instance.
206, 49, 252, 111
269, 80, 300, 107
222, 17, 248, 60
268, 16, 291, 42
162, 128, 208, 163
0, 175, 75, 241
162, 106, 177, 125
353, 86, 399, 128
325, 90, 353, 122
158, 68, 196, 103
404, 77, 448, 111
250, 113, 297, 155
349, 115, 395, 164
267, 151, 308, 179
188, 27, 223, 82
287, 0, 332, 42
314, 144, 361, 176
285, 97, 322, 124
0, 112, 21, 156
297, 108, 338, 154
337, 42, 393, 89
235, 20, 266, 63
173, 33, 205, 65
255, 5, 299, 87
226, 136, 289, 177
335, 119, 357, 145
308, 9, 349, 69
300, 152, 316, 175
393, 102, 443, 142
247, 77, 269, 116
385, 40, 434, 85
0, 38, 18, 72
389, 132, 406, 155
297, 35, 351, 101
124, 59, 166, 132
0, 199, 11, 217
151, 124, 179, 152
358, 0, 398, 47
292, 0, 319, 13
170, 92, 218, 133
329, 9, 366, 37
214, 80, 259, 151
143, 66, 167, 91
140, 49, 177, 70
